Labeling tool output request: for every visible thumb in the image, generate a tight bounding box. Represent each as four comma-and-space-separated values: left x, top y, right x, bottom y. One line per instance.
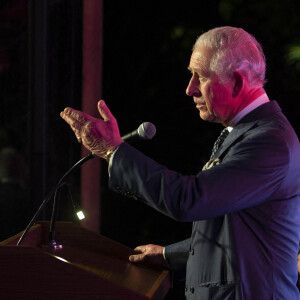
98, 100, 115, 121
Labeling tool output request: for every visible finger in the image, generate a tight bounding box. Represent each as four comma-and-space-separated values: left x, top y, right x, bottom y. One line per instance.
133, 245, 146, 253
98, 100, 115, 122
129, 253, 145, 263
63, 107, 89, 124
61, 112, 83, 132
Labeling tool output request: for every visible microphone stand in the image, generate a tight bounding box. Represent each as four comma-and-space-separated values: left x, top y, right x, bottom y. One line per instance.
49, 152, 95, 248
17, 181, 66, 246
17, 152, 95, 246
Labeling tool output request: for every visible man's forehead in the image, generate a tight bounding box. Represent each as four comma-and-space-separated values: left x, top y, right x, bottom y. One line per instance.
188, 46, 212, 72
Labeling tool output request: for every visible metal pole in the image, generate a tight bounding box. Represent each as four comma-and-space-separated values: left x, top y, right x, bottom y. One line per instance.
81, 0, 103, 233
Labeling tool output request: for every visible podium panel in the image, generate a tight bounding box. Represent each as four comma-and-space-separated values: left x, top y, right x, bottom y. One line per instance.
0, 222, 171, 299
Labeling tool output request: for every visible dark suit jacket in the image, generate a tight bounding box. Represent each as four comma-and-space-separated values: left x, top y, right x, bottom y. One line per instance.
109, 101, 300, 299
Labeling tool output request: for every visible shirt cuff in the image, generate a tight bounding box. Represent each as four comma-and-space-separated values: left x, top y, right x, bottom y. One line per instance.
163, 247, 166, 260
108, 146, 120, 175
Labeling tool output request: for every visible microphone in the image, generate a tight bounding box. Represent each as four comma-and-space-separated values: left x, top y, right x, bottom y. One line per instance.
121, 122, 156, 143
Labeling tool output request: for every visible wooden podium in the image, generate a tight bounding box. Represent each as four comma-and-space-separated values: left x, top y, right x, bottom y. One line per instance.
0, 222, 171, 299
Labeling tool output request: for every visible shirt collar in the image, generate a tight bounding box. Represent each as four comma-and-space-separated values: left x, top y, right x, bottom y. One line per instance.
227, 93, 270, 131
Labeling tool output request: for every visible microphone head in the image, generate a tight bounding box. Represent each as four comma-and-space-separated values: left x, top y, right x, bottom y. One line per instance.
137, 122, 156, 139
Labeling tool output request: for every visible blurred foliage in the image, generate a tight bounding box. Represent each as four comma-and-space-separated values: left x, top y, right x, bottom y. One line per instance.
218, 0, 243, 21
286, 45, 300, 70
215, 0, 300, 130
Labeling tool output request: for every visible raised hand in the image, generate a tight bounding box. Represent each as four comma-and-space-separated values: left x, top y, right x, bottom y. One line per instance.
60, 100, 123, 160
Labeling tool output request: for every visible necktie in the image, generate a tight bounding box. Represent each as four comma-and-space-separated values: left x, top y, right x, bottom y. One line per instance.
210, 128, 229, 159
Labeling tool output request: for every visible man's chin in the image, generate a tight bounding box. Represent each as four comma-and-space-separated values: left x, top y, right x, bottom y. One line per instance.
199, 112, 218, 123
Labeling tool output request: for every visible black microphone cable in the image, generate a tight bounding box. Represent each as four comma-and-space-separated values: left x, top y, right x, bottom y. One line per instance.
17, 152, 95, 246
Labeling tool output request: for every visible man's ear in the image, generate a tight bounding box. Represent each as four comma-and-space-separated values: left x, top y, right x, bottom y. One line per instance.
232, 71, 244, 97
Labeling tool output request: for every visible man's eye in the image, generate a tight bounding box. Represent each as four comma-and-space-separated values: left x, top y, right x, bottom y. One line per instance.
199, 76, 207, 82
196, 73, 206, 80
193, 72, 200, 79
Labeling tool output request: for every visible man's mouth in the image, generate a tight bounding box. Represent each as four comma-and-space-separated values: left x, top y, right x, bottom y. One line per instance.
195, 102, 206, 109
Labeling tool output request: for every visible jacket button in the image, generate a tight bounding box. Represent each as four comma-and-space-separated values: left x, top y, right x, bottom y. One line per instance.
190, 287, 194, 294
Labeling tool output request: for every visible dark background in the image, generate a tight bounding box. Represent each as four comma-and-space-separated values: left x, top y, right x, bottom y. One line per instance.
101, 0, 300, 248
0, 0, 299, 296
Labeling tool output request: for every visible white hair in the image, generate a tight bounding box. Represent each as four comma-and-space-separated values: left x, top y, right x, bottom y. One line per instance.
193, 26, 266, 87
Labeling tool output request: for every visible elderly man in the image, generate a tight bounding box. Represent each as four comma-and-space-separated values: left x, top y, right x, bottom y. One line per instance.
61, 27, 300, 299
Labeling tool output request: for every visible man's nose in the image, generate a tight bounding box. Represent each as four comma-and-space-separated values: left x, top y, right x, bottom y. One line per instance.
186, 78, 200, 97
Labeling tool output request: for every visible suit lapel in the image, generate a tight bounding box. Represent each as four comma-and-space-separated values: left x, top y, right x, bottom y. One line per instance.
214, 101, 281, 159
216, 122, 257, 158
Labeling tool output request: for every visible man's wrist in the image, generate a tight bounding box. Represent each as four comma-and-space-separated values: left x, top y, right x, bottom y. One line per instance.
104, 141, 124, 162
104, 149, 115, 162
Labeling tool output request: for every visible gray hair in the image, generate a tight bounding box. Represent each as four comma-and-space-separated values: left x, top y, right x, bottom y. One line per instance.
193, 26, 266, 87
